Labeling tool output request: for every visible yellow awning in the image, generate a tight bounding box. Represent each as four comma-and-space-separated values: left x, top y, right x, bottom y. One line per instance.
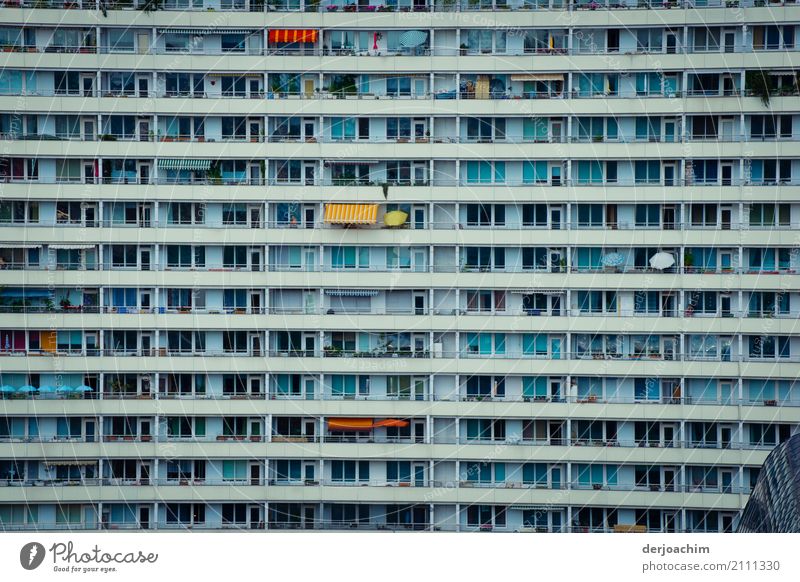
324, 204, 378, 225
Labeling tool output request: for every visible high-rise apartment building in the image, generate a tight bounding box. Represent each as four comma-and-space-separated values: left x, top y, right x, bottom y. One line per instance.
0, 0, 799, 533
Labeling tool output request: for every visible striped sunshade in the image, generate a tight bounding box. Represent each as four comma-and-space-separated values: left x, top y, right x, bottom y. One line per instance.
160, 28, 256, 35
324, 289, 379, 297
158, 159, 212, 171
324, 204, 378, 225
269, 29, 318, 43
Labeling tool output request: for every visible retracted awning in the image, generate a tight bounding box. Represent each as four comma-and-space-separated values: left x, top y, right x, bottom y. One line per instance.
324, 204, 378, 225
269, 29, 318, 43
0, 288, 52, 298
509, 289, 565, 295
327, 418, 409, 431
158, 159, 212, 171
325, 289, 379, 297
0, 244, 41, 249
44, 460, 95, 466
511, 505, 564, 511
49, 244, 95, 250
159, 28, 257, 35
510, 73, 564, 82
325, 160, 379, 166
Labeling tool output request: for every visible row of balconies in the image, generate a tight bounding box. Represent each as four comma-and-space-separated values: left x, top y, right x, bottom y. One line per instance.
0, 477, 757, 496
1, 68, 794, 102
4, 156, 797, 188
0, 24, 796, 58
0, 500, 739, 534
0, 329, 795, 361
3, 370, 796, 406
0, 0, 786, 13
2, 200, 796, 231
2, 243, 796, 274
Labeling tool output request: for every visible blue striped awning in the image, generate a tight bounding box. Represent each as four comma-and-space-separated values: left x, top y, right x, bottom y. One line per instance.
0, 288, 53, 298
158, 159, 212, 171
324, 289, 378, 297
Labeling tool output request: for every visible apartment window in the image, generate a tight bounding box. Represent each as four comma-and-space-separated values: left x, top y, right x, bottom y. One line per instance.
464, 333, 505, 356
749, 336, 790, 359
166, 245, 205, 268
332, 246, 369, 269
465, 161, 505, 184
635, 161, 661, 184
466, 506, 505, 528
573, 161, 606, 185
693, 27, 721, 52
521, 204, 548, 226
223, 246, 248, 269
749, 248, 791, 271
330, 117, 356, 140
0, 201, 38, 223
54, 71, 81, 95
465, 290, 506, 312
331, 375, 369, 398
222, 331, 249, 353
635, 204, 660, 227
385, 76, 411, 96
109, 245, 138, 268
749, 159, 792, 184
690, 204, 718, 226
522, 247, 547, 271
107, 29, 134, 52
166, 417, 205, 438
750, 203, 791, 226
753, 25, 795, 50
465, 204, 505, 226
465, 376, 505, 398
576, 73, 617, 96
167, 203, 205, 225
465, 419, 505, 442
386, 118, 411, 139
637, 29, 663, 52
750, 115, 793, 139
575, 117, 617, 141
274, 460, 302, 481
166, 504, 205, 525
166, 331, 205, 353
574, 204, 603, 227
221, 34, 246, 53
331, 461, 369, 483
577, 291, 617, 313
464, 247, 504, 270
221, 504, 247, 526
522, 161, 549, 184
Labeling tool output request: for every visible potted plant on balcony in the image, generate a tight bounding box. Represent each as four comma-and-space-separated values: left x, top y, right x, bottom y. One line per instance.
745, 70, 772, 107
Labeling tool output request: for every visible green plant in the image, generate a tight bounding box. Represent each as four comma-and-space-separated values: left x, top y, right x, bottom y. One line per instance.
745, 70, 772, 107
683, 251, 694, 267
206, 164, 222, 184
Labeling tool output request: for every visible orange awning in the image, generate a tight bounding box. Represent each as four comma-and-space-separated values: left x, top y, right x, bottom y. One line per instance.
327, 418, 409, 431
269, 29, 318, 44
324, 204, 378, 225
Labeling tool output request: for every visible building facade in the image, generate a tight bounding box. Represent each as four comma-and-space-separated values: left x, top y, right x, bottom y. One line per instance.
1, 0, 800, 533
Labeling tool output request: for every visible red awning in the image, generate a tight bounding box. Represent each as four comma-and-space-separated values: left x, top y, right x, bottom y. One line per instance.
269, 29, 318, 44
